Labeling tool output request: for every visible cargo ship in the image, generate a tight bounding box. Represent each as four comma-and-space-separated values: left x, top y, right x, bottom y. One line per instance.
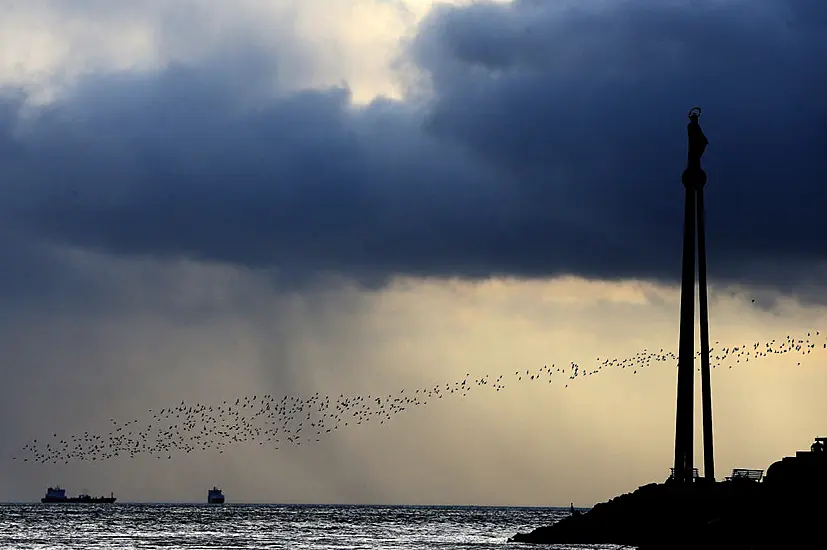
41, 486, 116, 504
208, 487, 225, 504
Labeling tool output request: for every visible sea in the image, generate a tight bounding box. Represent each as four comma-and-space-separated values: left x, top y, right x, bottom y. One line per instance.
0, 504, 631, 549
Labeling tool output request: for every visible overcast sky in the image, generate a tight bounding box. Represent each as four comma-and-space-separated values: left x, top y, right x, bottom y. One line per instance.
2, 0, 827, 505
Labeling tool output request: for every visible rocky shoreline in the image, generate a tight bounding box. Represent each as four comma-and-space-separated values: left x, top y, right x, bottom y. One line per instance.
509, 441, 827, 549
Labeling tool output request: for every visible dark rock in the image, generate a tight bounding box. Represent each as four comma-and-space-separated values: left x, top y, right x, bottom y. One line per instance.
509, 440, 827, 549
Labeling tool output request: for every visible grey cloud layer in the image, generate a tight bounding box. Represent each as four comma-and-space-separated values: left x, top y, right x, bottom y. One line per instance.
2, 0, 826, 294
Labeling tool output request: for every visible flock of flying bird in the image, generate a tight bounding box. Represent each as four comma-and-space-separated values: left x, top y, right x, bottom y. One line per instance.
13, 330, 825, 466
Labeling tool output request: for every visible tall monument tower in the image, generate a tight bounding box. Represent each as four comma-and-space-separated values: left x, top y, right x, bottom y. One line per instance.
673, 107, 714, 484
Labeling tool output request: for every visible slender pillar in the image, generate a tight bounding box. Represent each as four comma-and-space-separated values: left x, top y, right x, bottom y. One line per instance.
674, 181, 697, 484
673, 107, 710, 485
698, 187, 714, 481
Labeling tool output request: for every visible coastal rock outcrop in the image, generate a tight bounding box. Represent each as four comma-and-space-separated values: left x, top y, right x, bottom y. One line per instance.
510, 439, 827, 549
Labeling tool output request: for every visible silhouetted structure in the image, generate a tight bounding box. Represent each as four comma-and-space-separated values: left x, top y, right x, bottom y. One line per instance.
40, 486, 116, 503
510, 437, 827, 549
765, 437, 827, 487
507, 110, 827, 549
674, 106, 714, 483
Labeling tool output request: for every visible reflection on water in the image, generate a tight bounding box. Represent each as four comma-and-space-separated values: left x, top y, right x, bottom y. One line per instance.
0, 503, 628, 549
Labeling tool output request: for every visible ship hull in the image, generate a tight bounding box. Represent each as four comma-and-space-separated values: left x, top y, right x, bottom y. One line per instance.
208, 487, 225, 504
41, 497, 117, 503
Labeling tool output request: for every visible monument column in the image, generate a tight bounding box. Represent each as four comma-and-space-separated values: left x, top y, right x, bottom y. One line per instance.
673, 107, 710, 484
698, 183, 714, 481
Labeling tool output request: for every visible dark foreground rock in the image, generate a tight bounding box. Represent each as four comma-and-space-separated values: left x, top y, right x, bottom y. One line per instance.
510, 442, 827, 549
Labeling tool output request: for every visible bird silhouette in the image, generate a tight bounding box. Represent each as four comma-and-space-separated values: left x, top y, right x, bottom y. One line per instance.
13, 329, 826, 465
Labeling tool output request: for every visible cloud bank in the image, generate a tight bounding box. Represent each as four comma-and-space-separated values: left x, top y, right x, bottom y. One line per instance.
1, 0, 826, 299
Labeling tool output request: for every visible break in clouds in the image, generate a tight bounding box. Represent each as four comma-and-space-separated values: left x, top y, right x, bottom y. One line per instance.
1, 0, 826, 301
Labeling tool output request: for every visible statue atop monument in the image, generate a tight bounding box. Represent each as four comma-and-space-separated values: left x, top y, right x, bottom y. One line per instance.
682, 107, 708, 189
686, 107, 708, 172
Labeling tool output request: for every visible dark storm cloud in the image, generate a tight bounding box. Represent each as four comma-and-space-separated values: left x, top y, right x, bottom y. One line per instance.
2, 0, 827, 294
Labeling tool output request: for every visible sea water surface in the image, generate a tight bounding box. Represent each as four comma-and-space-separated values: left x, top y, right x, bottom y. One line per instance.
0, 504, 629, 549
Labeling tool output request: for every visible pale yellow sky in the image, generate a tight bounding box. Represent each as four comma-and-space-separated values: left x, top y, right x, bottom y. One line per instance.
3, 252, 826, 504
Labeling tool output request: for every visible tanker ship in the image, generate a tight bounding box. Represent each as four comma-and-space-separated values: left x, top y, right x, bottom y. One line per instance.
41, 487, 116, 503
